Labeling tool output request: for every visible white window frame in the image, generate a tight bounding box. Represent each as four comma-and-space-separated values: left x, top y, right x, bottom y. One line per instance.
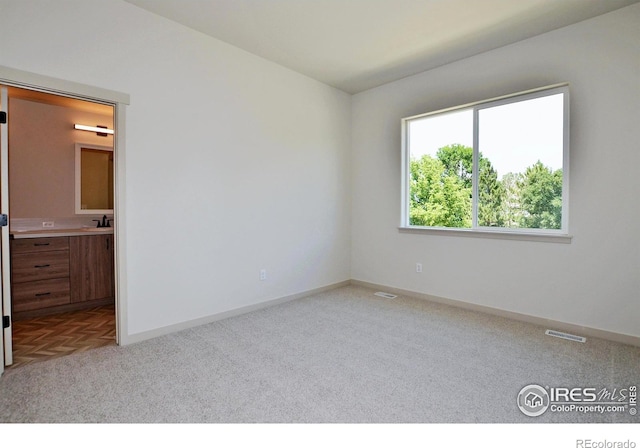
400, 83, 571, 243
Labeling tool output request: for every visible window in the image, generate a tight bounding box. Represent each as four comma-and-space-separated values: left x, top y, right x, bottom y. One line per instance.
401, 84, 569, 236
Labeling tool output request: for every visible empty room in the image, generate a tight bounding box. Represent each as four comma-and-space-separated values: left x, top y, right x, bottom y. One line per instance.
0, 0, 638, 440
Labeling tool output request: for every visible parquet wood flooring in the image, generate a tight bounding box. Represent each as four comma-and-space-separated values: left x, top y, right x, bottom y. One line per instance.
9, 305, 115, 368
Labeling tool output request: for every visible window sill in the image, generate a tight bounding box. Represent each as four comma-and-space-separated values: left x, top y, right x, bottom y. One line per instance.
398, 226, 572, 243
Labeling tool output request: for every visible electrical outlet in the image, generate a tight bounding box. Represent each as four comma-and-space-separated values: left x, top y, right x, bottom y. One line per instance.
260, 269, 267, 281
42, 221, 54, 228
416, 263, 422, 273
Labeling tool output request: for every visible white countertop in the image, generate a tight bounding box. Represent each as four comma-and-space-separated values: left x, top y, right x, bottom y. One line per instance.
10, 228, 114, 239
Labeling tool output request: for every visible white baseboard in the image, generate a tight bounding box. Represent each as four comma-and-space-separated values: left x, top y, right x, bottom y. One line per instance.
119, 280, 350, 346
120, 278, 639, 348
350, 279, 640, 348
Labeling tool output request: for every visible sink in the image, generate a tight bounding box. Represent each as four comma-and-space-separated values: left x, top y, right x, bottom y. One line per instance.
82, 227, 113, 232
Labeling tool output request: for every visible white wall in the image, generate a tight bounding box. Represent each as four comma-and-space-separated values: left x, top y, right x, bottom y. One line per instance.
0, 0, 352, 337
351, 5, 640, 338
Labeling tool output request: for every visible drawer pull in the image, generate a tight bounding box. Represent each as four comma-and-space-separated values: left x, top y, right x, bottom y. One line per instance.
34, 264, 51, 268
34, 243, 50, 246
35, 292, 51, 297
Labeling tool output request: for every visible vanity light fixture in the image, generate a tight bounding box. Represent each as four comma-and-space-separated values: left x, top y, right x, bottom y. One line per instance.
74, 124, 114, 136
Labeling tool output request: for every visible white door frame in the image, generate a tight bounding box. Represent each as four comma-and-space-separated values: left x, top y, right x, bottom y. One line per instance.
0, 66, 130, 371
1, 86, 11, 373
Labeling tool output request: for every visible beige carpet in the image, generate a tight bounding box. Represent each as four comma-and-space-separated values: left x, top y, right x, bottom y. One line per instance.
0, 285, 638, 423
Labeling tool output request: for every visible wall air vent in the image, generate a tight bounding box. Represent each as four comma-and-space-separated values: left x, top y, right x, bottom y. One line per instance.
545, 329, 586, 343
374, 292, 397, 299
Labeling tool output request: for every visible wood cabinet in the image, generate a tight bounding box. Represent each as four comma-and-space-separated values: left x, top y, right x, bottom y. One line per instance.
11, 237, 71, 313
11, 234, 114, 319
70, 234, 114, 303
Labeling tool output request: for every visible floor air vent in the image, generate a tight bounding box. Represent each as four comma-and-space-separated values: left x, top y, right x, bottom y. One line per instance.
374, 292, 397, 299
545, 329, 586, 343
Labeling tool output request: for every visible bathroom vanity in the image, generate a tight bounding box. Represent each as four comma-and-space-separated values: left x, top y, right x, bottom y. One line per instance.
10, 229, 114, 319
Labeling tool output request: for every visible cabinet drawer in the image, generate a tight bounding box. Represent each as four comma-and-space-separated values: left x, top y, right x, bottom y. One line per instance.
11, 237, 69, 254
11, 250, 70, 283
12, 278, 70, 312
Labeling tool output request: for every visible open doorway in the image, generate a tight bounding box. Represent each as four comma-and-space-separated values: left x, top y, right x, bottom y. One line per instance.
4, 86, 116, 368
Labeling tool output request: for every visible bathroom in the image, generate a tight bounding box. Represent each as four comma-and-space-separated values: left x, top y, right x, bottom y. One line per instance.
3, 86, 116, 367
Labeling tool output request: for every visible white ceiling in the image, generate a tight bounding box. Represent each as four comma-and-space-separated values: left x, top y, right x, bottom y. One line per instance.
124, 0, 639, 94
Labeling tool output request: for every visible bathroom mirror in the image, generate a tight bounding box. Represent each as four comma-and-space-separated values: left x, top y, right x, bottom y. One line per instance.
75, 143, 114, 214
